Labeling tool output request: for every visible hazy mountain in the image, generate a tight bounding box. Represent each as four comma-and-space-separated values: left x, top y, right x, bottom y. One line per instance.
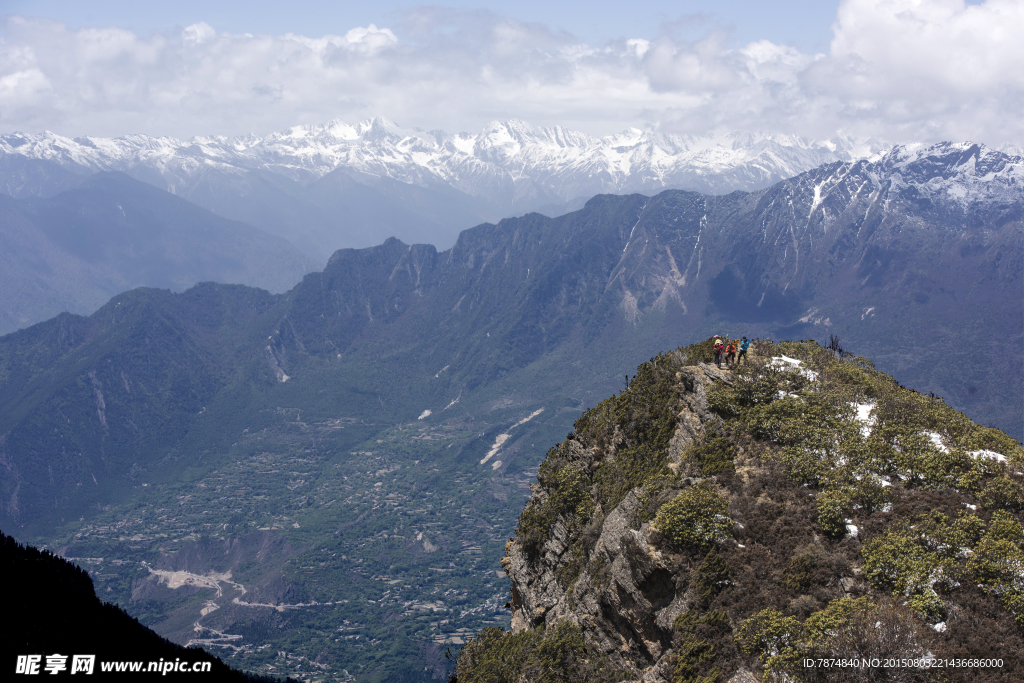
0, 142, 1018, 682
0, 172, 317, 334
0, 118, 886, 258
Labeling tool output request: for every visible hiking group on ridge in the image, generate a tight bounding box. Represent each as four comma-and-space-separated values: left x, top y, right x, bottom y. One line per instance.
713, 336, 749, 368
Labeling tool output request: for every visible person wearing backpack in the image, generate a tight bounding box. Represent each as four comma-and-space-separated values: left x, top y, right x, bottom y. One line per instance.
738, 337, 750, 364
726, 342, 736, 365
713, 336, 723, 367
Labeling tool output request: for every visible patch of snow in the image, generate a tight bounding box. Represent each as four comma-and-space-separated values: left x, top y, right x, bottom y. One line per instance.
770, 355, 818, 381
845, 521, 859, 538
970, 449, 1007, 463
965, 504, 977, 510
478, 408, 545, 466
480, 434, 510, 465
809, 183, 823, 218
861, 306, 875, 320
933, 622, 947, 633
418, 410, 432, 420
491, 461, 502, 470
925, 431, 949, 453
434, 365, 449, 378
851, 402, 876, 438
511, 408, 545, 429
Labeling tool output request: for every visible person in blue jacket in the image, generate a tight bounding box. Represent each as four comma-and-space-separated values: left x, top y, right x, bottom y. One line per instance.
737, 337, 750, 364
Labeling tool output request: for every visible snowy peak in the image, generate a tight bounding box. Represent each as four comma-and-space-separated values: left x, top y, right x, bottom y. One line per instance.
766, 141, 1023, 241
853, 141, 1024, 203
877, 141, 1021, 182
3, 121, 1016, 223
0, 118, 885, 204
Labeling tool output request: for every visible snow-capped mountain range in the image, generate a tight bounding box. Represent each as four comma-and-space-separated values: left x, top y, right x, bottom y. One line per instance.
2, 119, 1018, 264
0, 117, 884, 211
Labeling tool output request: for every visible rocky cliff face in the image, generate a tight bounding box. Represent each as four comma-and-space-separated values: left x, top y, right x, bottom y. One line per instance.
500, 361, 742, 681
458, 339, 1024, 683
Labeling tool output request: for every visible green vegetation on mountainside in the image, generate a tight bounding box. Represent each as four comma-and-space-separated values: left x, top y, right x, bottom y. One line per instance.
456, 339, 1024, 683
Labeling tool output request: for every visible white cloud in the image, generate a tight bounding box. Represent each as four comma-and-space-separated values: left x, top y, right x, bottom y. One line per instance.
182, 22, 216, 45
0, 0, 1020, 145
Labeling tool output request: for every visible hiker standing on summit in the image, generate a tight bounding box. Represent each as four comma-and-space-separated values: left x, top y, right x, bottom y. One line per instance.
713, 336, 724, 367
738, 337, 750, 364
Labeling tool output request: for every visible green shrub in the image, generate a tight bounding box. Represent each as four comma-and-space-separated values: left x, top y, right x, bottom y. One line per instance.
672, 609, 729, 683
746, 394, 856, 486
966, 511, 1024, 595
736, 597, 933, 679
577, 352, 681, 514
985, 509, 1024, 544
706, 386, 740, 418
655, 482, 732, 549
1002, 592, 1024, 629
455, 626, 541, 683
678, 338, 717, 365
815, 488, 853, 538
556, 462, 595, 520
735, 609, 801, 676
802, 596, 875, 648
455, 622, 626, 683
686, 433, 737, 477
980, 477, 1024, 511
862, 526, 956, 618
693, 548, 730, 607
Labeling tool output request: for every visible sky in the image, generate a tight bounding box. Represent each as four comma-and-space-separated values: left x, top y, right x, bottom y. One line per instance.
0, 0, 1020, 146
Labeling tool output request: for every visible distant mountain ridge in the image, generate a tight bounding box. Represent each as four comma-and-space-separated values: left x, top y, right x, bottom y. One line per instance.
0, 172, 317, 334
0, 118, 888, 256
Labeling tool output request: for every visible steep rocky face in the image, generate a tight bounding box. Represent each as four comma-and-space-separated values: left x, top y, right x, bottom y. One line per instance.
501, 362, 732, 679
461, 339, 1024, 683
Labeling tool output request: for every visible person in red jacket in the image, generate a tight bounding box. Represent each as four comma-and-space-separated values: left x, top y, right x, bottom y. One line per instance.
713, 336, 723, 367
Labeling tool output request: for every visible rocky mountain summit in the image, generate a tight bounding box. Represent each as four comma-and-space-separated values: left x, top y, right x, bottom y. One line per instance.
457, 339, 1024, 683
